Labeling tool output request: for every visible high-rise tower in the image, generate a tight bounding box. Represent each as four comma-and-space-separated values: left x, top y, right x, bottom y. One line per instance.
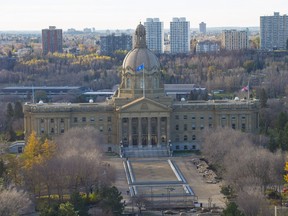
42, 26, 63, 55
199, 22, 206, 34
144, 18, 164, 54
170, 17, 190, 54
260, 12, 288, 50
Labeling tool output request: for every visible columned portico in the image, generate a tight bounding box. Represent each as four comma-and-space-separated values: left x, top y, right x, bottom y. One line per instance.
119, 115, 170, 148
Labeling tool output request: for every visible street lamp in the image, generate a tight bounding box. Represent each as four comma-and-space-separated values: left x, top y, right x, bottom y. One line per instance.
168, 140, 173, 157
166, 186, 175, 207
120, 140, 123, 158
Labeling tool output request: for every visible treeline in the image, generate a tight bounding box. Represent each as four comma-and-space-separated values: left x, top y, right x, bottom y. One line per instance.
0, 101, 24, 142
1, 50, 288, 98
201, 127, 285, 216
0, 52, 122, 91
0, 127, 123, 215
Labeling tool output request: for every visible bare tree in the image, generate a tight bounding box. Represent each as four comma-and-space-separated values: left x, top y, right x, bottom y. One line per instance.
0, 185, 32, 216
236, 189, 272, 216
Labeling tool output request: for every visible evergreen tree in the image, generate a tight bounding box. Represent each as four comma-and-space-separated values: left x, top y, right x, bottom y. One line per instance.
276, 112, 288, 132
100, 186, 124, 215
259, 88, 268, 108
14, 101, 24, 119
222, 202, 244, 216
70, 192, 88, 216
6, 103, 14, 119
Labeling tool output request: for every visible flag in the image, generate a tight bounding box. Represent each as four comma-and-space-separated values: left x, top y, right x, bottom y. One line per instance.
241, 86, 249, 92
136, 63, 144, 72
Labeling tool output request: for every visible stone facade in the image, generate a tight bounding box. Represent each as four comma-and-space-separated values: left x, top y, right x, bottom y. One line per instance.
24, 23, 259, 153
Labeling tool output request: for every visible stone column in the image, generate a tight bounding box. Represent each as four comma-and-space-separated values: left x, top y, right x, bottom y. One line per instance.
129, 117, 132, 147
157, 117, 161, 146
119, 117, 122, 144
148, 117, 151, 147
166, 117, 170, 145
138, 117, 142, 146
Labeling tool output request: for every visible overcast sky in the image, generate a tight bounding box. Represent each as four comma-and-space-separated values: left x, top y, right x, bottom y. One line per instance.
1, 0, 288, 31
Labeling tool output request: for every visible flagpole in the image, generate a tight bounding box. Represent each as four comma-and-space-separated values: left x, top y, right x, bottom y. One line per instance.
143, 63, 145, 98
247, 79, 250, 102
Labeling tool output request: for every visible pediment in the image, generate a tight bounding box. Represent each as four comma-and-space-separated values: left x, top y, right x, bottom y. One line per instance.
117, 97, 171, 113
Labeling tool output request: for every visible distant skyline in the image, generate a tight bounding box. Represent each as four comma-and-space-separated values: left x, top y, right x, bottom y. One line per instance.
1, 0, 288, 31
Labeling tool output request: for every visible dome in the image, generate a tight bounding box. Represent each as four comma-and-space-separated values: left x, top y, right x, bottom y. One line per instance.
122, 48, 160, 72
122, 23, 160, 72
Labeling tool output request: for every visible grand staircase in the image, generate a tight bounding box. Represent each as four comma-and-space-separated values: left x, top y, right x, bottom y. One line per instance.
122, 146, 170, 158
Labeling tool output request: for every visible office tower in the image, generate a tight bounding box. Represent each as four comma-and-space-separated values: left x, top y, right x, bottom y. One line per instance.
100, 33, 132, 56
222, 29, 248, 50
260, 12, 288, 50
42, 26, 63, 55
170, 17, 191, 54
199, 22, 206, 34
144, 18, 164, 54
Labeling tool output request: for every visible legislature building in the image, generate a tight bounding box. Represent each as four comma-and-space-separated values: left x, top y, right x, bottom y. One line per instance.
24, 23, 259, 156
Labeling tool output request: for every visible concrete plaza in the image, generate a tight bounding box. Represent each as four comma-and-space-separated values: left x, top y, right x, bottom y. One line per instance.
106, 155, 225, 211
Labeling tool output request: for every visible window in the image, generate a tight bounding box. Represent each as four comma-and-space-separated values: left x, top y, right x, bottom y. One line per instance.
175, 124, 179, 130
41, 128, 44, 134
40, 118, 44, 123
50, 118, 54, 123
209, 123, 213, 128
74, 117, 78, 123
107, 116, 112, 122
50, 128, 54, 134
108, 127, 112, 132
99, 126, 103, 132
232, 123, 236, 129
61, 128, 65, 133
241, 123, 246, 131
221, 116, 226, 120
192, 116, 196, 120
60, 118, 64, 123
184, 145, 188, 150
184, 124, 187, 131
209, 116, 212, 120
99, 117, 103, 121
175, 115, 179, 120
242, 116, 246, 120
82, 117, 86, 122
192, 125, 196, 130
176, 145, 180, 150
200, 125, 204, 130
108, 147, 112, 152
192, 145, 196, 150
192, 135, 196, 140
200, 116, 204, 120
90, 117, 95, 122
184, 135, 188, 141
231, 116, 236, 120
183, 115, 187, 120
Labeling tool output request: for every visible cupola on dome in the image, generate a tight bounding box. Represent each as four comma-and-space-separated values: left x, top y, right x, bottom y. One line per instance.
122, 23, 160, 73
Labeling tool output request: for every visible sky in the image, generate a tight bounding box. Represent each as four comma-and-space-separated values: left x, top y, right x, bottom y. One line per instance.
1, 0, 288, 31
